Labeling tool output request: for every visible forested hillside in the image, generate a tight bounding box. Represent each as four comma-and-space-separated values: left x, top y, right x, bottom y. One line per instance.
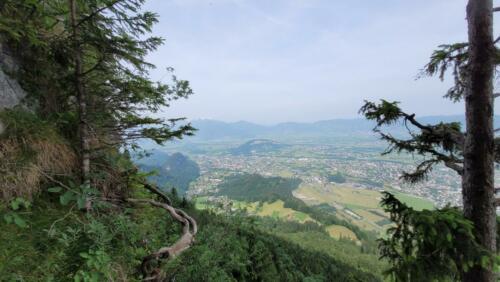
210, 173, 384, 275
0, 190, 381, 281
216, 174, 301, 202
0, 1, 384, 281
4, 0, 499, 281
136, 151, 200, 195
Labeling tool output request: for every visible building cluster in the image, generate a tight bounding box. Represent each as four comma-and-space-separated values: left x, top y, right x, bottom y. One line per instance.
187, 143, 480, 207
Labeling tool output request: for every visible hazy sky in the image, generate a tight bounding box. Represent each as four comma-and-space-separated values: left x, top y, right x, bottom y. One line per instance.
143, 0, 500, 124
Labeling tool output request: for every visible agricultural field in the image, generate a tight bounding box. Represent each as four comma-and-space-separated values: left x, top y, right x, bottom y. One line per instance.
248, 200, 315, 223
194, 196, 210, 210
294, 184, 382, 209
386, 189, 435, 210
235, 200, 316, 223
294, 183, 434, 234
197, 197, 364, 241
325, 225, 358, 241
195, 198, 315, 224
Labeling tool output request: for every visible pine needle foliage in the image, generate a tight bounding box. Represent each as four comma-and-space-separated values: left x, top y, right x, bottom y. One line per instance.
360, 100, 464, 183
378, 192, 492, 282
0, 0, 196, 195
360, 8, 500, 280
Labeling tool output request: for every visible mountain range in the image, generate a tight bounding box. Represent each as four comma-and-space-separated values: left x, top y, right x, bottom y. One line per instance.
186, 115, 500, 141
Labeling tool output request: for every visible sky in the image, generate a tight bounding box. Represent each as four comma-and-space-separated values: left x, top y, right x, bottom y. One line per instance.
143, 0, 500, 124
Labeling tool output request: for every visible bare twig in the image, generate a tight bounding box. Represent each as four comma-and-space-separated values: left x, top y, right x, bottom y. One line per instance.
38, 169, 81, 195
47, 204, 77, 235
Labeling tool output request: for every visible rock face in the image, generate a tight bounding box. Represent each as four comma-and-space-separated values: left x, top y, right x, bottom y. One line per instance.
0, 42, 27, 134
0, 42, 26, 109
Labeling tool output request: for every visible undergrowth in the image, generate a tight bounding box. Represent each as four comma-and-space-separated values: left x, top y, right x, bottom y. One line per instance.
0, 189, 183, 281
0, 109, 76, 201
0, 188, 381, 282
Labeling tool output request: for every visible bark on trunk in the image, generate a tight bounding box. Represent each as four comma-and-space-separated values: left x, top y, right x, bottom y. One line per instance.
463, 0, 496, 281
69, 0, 90, 185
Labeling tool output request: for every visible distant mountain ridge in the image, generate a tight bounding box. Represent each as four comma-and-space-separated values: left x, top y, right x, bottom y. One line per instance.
189, 115, 500, 141
190, 118, 374, 140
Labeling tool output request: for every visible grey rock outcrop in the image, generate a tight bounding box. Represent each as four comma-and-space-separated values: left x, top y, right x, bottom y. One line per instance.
0, 42, 26, 109
0, 42, 27, 134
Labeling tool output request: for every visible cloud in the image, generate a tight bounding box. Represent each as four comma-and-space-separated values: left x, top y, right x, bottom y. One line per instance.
144, 0, 497, 124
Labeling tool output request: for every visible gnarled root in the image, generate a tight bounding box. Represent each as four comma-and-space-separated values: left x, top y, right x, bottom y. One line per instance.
126, 196, 197, 281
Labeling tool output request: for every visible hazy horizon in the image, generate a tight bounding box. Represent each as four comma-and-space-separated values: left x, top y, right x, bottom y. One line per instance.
144, 0, 500, 124
187, 113, 486, 126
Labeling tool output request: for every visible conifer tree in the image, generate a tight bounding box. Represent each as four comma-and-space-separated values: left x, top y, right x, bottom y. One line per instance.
0, 1, 198, 278
360, 0, 497, 280
0, 0, 195, 193
68, 0, 91, 188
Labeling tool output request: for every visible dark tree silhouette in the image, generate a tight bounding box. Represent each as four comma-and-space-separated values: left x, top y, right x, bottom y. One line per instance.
361, 0, 498, 280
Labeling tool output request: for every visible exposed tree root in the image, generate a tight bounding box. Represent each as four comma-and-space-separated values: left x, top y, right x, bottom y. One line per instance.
100, 176, 196, 281
142, 182, 173, 205
123, 183, 197, 281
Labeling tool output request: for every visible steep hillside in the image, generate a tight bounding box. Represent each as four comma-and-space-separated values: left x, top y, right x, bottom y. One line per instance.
0, 2, 385, 281
205, 173, 385, 276
136, 151, 200, 195
0, 192, 381, 281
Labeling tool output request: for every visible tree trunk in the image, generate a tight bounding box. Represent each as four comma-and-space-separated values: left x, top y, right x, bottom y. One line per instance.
463, 0, 496, 281
69, 0, 90, 185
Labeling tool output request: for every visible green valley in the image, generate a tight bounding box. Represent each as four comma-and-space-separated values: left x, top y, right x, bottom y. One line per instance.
1, 0, 493, 281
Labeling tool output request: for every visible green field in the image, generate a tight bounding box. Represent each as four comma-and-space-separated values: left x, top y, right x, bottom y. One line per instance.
295, 184, 381, 209
246, 200, 315, 223
387, 189, 434, 211
197, 180, 434, 235
196, 198, 316, 224
197, 197, 361, 242
194, 196, 210, 210
294, 183, 434, 233
326, 225, 358, 241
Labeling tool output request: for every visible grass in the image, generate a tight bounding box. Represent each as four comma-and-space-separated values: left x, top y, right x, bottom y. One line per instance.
342, 213, 381, 232
194, 196, 210, 210
277, 170, 294, 178
295, 183, 434, 234
255, 200, 315, 223
353, 209, 387, 224
278, 231, 387, 278
297, 183, 434, 211
197, 181, 433, 236
388, 190, 434, 211
294, 212, 307, 221
296, 184, 381, 209
197, 198, 316, 224
325, 225, 358, 241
